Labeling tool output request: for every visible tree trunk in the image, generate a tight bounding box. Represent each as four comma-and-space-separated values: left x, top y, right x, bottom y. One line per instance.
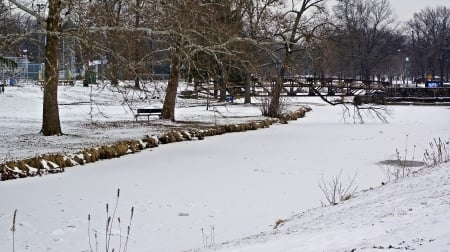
134, 0, 141, 89
267, 75, 283, 117
244, 72, 251, 104
134, 76, 140, 89
41, 0, 62, 136
218, 75, 227, 102
267, 62, 287, 118
161, 48, 181, 121
109, 59, 119, 85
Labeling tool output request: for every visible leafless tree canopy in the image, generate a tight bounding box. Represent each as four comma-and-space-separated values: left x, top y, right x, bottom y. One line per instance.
408, 6, 450, 79
1, 0, 449, 134
331, 0, 399, 80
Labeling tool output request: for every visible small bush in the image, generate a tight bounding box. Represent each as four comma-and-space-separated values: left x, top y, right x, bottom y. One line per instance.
128, 140, 142, 153
17, 161, 27, 172
42, 154, 67, 168
180, 131, 192, 140
423, 138, 449, 167
143, 136, 159, 148
73, 155, 85, 165
172, 131, 184, 142
158, 133, 171, 144
113, 142, 130, 156
318, 170, 358, 206
25, 157, 44, 170
63, 158, 73, 167
99, 146, 116, 159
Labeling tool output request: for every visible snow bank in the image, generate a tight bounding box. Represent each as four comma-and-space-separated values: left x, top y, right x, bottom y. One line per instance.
200, 163, 450, 252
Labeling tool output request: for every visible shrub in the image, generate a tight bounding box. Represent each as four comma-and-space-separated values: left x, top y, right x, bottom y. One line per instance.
423, 138, 449, 167
99, 146, 116, 159
113, 142, 130, 156
128, 140, 142, 153
25, 157, 44, 170
73, 155, 85, 165
63, 158, 73, 167
180, 131, 192, 140
143, 136, 159, 148
318, 170, 358, 206
42, 154, 67, 168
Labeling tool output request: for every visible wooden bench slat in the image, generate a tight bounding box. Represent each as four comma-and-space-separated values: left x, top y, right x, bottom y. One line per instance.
135, 108, 162, 120
137, 108, 162, 113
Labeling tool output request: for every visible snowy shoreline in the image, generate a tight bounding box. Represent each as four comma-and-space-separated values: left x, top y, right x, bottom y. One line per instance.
0, 84, 310, 181
1, 84, 449, 251
194, 162, 450, 252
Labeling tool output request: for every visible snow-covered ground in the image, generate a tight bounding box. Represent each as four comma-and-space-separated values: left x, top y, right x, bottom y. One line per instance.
0, 82, 266, 160
0, 82, 449, 251
203, 162, 450, 252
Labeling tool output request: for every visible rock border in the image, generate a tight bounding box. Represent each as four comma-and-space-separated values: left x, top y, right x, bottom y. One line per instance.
0, 107, 311, 181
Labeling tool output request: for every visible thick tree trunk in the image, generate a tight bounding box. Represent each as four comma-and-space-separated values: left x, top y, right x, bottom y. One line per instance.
162, 49, 181, 121
267, 63, 286, 118
218, 75, 227, 102
218, 66, 228, 102
41, 0, 62, 136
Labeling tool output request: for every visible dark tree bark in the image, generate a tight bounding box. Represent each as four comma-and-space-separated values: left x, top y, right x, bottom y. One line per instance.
218, 68, 227, 102
268, 59, 287, 117
408, 6, 450, 82
334, 0, 397, 81
134, 0, 142, 89
41, 0, 62, 136
244, 72, 251, 104
161, 48, 181, 121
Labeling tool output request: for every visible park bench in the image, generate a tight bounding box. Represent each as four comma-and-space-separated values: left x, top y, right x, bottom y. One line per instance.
37, 80, 74, 86
135, 108, 162, 121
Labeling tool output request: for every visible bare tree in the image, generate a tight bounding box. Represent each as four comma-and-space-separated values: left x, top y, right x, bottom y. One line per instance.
5, 0, 159, 135
266, 0, 326, 118
0, 2, 25, 55
408, 6, 450, 81
83, 0, 125, 85
157, 0, 262, 120
332, 0, 398, 80
5, 0, 67, 135
40, 0, 63, 135
241, 0, 283, 103
156, 0, 190, 121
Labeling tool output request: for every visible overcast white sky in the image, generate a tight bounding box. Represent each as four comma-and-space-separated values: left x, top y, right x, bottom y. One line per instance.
389, 0, 449, 22
326, 0, 449, 22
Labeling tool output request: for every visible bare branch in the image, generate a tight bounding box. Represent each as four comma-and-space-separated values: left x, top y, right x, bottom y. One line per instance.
7, 0, 46, 24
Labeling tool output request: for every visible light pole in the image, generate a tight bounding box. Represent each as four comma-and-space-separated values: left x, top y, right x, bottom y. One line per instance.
405, 57, 410, 87
25, 50, 28, 83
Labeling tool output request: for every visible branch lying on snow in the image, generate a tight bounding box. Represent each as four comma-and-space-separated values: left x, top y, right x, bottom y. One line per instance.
312, 88, 390, 123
